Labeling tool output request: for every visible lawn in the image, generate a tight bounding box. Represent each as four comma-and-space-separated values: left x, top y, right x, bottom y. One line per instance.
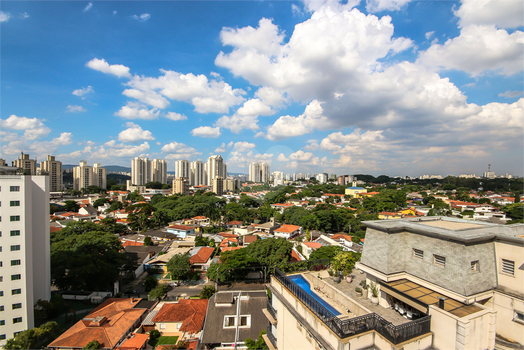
149, 336, 179, 348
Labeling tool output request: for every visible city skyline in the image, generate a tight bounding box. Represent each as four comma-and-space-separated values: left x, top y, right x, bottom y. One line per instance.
0, 0, 522, 177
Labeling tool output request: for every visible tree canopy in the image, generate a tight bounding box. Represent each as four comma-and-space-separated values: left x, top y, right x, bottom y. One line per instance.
166, 253, 191, 281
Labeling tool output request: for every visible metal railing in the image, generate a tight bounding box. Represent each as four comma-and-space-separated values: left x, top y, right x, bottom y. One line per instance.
273, 268, 431, 345
266, 326, 277, 348
267, 299, 277, 320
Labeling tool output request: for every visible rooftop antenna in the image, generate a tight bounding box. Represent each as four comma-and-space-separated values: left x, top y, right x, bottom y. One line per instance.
488, 164, 491, 172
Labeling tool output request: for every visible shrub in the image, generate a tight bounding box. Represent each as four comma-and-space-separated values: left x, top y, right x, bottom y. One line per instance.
144, 276, 158, 292
355, 287, 362, 293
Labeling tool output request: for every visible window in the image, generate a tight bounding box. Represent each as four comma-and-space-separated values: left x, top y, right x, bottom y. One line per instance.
158, 323, 166, 329
514, 311, 524, 324
11, 260, 20, 266
10, 186, 20, 192
12, 289, 21, 295
0, 306, 3, 311
0, 335, 5, 340
502, 259, 515, 275
12, 303, 21, 310
10, 201, 20, 207
434, 254, 446, 267
0, 277, 2, 282
413, 249, 424, 259
13, 317, 22, 324
10, 231, 20, 237
0, 292, 2, 297
239, 315, 251, 327
296, 321, 303, 332
11, 275, 21, 281
0, 321, 4, 326
471, 260, 479, 272
224, 316, 236, 328
10, 245, 20, 252
10, 216, 20, 222
0, 262, 2, 267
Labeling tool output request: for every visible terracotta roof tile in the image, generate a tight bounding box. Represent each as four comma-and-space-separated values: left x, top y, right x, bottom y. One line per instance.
152, 299, 208, 333
303, 242, 322, 249
190, 247, 214, 264
275, 224, 301, 233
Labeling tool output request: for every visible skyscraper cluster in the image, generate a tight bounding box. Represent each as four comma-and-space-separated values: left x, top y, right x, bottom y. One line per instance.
248, 162, 270, 183
130, 157, 168, 185
174, 155, 227, 186
73, 161, 107, 190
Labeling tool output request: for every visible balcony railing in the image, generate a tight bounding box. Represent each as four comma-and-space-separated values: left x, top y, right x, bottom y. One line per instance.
267, 299, 277, 320
273, 268, 431, 345
266, 326, 277, 348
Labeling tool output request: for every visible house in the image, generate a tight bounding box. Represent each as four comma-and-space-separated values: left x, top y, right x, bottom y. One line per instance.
300, 242, 322, 259
48, 298, 156, 350
378, 211, 402, 220
399, 207, 425, 216
356, 217, 524, 348
146, 245, 193, 272
270, 202, 295, 213
152, 299, 208, 340
226, 220, 243, 228
189, 247, 215, 275
345, 186, 367, 197
241, 235, 258, 246
167, 224, 196, 238
200, 291, 269, 349
192, 216, 211, 225
124, 245, 165, 278
253, 217, 280, 234
116, 333, 149, 350
273, 224, 302, 239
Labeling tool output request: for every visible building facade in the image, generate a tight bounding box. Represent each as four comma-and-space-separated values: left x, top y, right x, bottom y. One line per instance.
175, 160, 191, 181
40, 155, 62, 192
12, 153, 36, 175
151, 159, 167, 184
173, 177, 189, 195
207, 155, 226, 186
131, 157, 151, 186
73, 161, 106, 191
190, 160, 206, 186
212, 176, 224, 196
0, 174, 51, 344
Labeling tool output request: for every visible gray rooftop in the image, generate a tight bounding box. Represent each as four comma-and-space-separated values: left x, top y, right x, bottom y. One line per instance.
363, 216, 524, 244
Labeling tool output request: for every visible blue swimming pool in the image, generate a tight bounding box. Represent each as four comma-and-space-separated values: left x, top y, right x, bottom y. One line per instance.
289, 275, 341, 316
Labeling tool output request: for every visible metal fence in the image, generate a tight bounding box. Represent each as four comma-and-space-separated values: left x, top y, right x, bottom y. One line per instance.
267, 299, 277, 320
273, 268, 431, 344
266, 326, 277, 348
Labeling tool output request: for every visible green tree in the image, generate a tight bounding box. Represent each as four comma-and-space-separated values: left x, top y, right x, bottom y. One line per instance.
199, 286, 217, 299
106, 201, 123, 213
143, 236, 153, 246
309, 245, 343, 261
515, 192, 521, 203
245, 330, 269, 350
63, 200, 80, 212
167, 253, 191, 281
93, 197, 110, 208
4, 322, 60, 350
83, 340, 101, 349
51, 224, 125, 290
144, 276, 158, 292
246, 238, 293, 274
502, 203, 524, 221
148, 284, 169, 301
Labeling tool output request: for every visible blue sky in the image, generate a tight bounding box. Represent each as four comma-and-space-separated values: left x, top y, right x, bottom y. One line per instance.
1, 0, 522, 177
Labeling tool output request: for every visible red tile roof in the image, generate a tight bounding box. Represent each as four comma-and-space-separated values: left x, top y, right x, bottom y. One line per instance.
190, 247, 215, 264
303, 242, 322, 249
290, 248, 304, 262
50, 226, 62, 233
227, 221, 242, 225
192, 216, 207, 220
331, 234, 352, 241
117, 333, 149, 350
275, 224, 301, 233
48, 298, 147, 349
152, 299, 208, 333
243, 235, 258, 244
121, 240, 144, 247
221, 247, 243, 252
218, 232, 238, 238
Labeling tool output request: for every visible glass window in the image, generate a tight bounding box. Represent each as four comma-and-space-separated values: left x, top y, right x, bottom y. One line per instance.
10, 231, 20, 237
10, 216, 20, 222
11, 275, 21, 281
12, 303, 21, 310
0, 306, 4, 311
11, 289, 21, 295
9, 186, 20, 192
10, 246, 20, 252
471, 260, 479, 272
0, 335, 5, 340
13, 317, 22, 324
224, 316, 236, 328
11, 260, 21, 266
0, 292, 2, 297
0, 321, 4, 326
9, 201, 20, 207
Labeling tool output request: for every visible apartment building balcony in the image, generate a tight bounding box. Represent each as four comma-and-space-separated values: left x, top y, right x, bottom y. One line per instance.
262, 325, 277, 350
262, 299, 278, 325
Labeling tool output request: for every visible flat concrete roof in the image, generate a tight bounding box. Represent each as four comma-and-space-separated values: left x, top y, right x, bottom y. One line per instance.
363, 217, 524, 244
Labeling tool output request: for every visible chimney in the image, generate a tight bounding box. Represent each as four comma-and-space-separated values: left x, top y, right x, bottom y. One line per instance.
438, 297, 446, 309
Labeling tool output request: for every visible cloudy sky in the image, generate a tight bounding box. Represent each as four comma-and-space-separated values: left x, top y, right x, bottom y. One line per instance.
1, 0, 522, 177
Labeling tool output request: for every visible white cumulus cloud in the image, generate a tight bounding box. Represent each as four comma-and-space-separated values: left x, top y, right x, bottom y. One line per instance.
72, 86, 94, 97
66, 105, 86, 113
455, 0, 523, 29
114, 102, 159, 120
165, 112, 188, 121
0, 11, 12, 22
118, 122, 155, 143
86, 58, 132, 79
191, 126, 221, 138
132, 13, 150, 22
83, 2, 93, 12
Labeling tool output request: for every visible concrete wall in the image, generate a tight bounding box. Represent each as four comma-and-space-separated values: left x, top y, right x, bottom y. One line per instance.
428, 304, 496, 350
485, 291, 524, 345
360, 228, 497, 296
494, 240, 524, 297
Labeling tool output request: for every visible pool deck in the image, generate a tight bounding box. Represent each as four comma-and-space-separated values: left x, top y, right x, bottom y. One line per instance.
303, 270, 411, 326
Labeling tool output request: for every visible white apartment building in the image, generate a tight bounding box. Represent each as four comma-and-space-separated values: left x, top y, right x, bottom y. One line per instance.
151, 159, 167, 184
190, 160, 206, 186
131, 157, 151, 186
12, 153, 36, 175
73, 161, 106, 191
175, 160, 191, 180
40, 155, 62, 192
317, 173, 328, 184
207, 155, 226, 186
249, 162, 260, 182
0, 173, 50, 345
